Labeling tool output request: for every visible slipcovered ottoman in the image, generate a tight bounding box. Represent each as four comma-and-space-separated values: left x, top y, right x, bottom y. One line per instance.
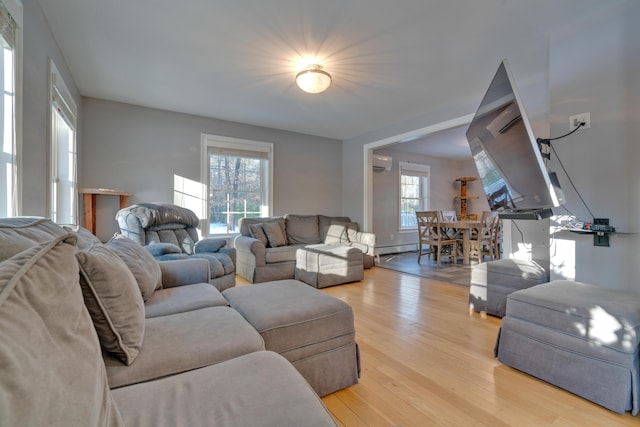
295, 244, 364, 288
223, 280, 360, 397
495, 280, 640, 415
469, 258, 548, 317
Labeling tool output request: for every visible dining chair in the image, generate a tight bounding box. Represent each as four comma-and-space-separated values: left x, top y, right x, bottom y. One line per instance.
468, 211, 499, 263
416, 211, 457, 267
439, 210, 457, 222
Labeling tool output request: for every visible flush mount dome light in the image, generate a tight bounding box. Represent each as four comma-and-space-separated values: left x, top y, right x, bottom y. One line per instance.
296, 64, 332, 94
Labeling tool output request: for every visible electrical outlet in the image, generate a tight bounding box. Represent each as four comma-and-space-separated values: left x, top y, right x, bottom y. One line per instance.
569, 112, 591, 131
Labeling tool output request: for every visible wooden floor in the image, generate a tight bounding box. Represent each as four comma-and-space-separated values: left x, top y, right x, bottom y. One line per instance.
302, 267, 638, 426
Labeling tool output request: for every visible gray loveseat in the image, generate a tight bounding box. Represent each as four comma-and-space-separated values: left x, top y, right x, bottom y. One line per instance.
234, 214, 375, 283
0, 217, 338, 426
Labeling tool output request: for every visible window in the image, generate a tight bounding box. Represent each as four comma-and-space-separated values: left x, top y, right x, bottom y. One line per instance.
0, 0, 19, 218
49, 60, 77, 224
201, 134, 273, 236
399, 162, 430, 229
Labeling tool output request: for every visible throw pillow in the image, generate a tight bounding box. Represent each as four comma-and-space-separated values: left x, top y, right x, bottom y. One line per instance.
248, 223, 268, 246
76, 243, 145, 365
324, 223, 348, 244
59, 223, 102, 250
194, 237, 226, 253
106, 235, 163, 301
262, 221, 287, 247
345, 222, 359, 242
0, 235, 123, 426
0, 217, 66, 262
145, 242, 182, 257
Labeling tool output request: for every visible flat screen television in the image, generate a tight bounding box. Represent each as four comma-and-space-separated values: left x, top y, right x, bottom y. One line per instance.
465, 59, 564, 220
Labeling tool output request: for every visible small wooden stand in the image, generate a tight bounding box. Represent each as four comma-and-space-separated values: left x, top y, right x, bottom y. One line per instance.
454, 177, 479, 220
80, 188, 132, 235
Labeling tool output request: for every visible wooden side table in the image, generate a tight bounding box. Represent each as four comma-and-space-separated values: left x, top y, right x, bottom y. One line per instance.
79, 188, 132, 235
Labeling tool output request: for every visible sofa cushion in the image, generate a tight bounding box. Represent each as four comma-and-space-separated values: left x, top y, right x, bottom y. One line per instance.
262, 221, 288, 247
223, 280, 355, 356
506, 280, 640, 353
144, 283, 229, 318
0, 235, 123, 426
285, 214, 321, 244
111, 351, 337, 427
106, 234, 163, 301
77, 243, 146, 365
104, 306, 265, 388
265, 245, 302, 264
0, 217, 66, 261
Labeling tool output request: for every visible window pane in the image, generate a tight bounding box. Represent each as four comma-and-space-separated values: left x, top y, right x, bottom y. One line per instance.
208, 154, 263, 234
400, 172, 428, 229
51, 107, 76, 223
0, 44, 14, 217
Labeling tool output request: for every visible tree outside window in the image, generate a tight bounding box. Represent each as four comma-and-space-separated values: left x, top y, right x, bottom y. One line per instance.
202, 135, 272, 236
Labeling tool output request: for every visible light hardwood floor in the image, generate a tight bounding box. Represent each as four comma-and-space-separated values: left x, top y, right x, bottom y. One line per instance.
252, 266, 637, 427
237, 268, 637, 426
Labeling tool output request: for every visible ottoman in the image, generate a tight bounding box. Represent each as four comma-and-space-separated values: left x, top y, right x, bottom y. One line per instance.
295, 244, 364, 288
495, 280, 640, 415
222, 280, 360, 397
469, 258, 548, 317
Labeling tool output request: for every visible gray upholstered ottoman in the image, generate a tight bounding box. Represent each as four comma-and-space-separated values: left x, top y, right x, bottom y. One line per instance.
295, 244, 363, 288
495, 280, 640, 415
469, 258, 548, 317
222, 279, 360, 397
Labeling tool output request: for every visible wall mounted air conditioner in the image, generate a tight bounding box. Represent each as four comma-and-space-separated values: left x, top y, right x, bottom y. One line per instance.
372, 154, 392, 173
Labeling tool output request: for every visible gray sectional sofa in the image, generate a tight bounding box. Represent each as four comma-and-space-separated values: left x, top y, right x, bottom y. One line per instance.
0, 217, 339, 426
234, 214, 376, 283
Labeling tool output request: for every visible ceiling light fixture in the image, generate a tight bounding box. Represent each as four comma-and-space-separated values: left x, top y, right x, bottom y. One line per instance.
296, 64, 332, 94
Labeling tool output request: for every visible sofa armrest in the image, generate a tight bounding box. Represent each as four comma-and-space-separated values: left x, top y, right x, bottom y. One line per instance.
233, 236, 266, 267
352, 231, 375, 256
159, 258, 210, 288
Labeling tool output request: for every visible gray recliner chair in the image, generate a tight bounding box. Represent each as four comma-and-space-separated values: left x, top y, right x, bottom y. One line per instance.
116, 202, 236, 291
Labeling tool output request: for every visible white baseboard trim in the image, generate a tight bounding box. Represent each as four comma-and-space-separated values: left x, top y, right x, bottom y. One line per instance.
375, 244, 417, 256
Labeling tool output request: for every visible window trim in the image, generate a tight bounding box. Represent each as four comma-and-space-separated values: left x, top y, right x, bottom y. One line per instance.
1, 0, 21, 216
48, 58, 78, 223
200, 133, 273, 237
398, 161, 430, 231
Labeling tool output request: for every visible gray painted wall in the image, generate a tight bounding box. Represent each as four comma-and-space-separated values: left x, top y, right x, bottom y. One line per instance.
22, 0, 81, 216
81, 98, 343, 241
547, 1, 640, 291
371, 146, 484, 253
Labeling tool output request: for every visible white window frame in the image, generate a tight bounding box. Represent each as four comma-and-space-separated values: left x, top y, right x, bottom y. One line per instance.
200, 134, 273, 237
0, 0, 21, 217
398, 161, 430, 230
49, 58, 77, 224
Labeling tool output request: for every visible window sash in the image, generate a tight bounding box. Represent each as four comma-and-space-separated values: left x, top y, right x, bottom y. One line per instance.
399, 162, 430, 230
201, 134, 273, 236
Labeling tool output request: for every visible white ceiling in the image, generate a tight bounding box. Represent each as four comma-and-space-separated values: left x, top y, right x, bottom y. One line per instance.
38, 0, 605, 145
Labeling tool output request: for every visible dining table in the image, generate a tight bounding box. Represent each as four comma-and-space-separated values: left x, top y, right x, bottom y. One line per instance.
441, 220, 481, 265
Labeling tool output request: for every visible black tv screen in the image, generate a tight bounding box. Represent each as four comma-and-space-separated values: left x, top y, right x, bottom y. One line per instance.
465, 60, 564, 219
